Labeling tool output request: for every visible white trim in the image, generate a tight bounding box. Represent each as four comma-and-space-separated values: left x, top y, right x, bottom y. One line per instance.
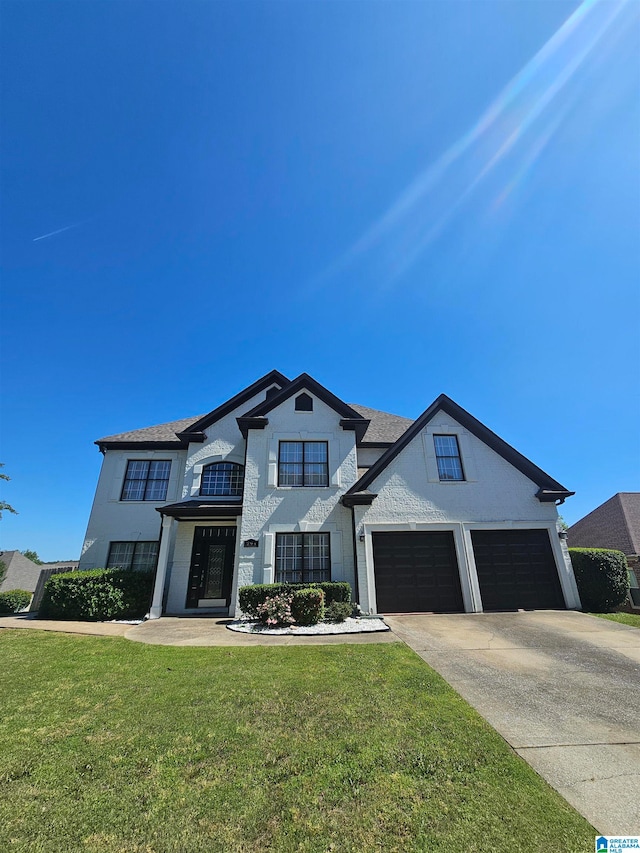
463, 521, 581, 610
267, 433, 339, 490
362, 522, 473, 614
360, 520, 577, 614
189, 454, 245, 497
265, 523, 339, 584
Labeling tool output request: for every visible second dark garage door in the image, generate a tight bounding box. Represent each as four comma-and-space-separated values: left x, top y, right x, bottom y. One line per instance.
372, 531, 464, 613
471, 529, 565, 610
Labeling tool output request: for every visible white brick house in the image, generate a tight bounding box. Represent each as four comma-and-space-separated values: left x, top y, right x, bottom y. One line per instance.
79, 370, 581, 617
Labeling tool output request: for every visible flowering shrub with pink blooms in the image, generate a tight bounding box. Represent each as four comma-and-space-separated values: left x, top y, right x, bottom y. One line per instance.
256, 592, 294, 627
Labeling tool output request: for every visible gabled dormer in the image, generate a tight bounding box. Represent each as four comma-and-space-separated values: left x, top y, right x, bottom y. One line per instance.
236, 373, 370, 441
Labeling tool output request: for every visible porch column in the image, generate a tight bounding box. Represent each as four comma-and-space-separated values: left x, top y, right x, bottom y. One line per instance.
149, 514, 174, 619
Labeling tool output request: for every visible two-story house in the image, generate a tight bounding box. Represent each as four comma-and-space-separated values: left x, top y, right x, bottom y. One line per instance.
79, 370, 581, 618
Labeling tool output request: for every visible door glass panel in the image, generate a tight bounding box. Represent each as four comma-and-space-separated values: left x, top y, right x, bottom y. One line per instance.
203, 545, 226, 598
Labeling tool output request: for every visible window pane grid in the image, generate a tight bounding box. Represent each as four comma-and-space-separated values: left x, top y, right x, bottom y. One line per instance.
275, 533, 330, 584
434, 435, 464, 481
278, 442, 328, 487
200, 462, 244, 497
107, 541, 159, 572
121, 460, 171, 501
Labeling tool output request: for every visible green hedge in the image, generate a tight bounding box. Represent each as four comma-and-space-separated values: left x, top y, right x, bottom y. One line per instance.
0, 590, 32, 614
324, 601, 352, 623
239, 581, 351, 617
39, 569, 153, 621
569, 548, 629, 612
291, 588, 325, 626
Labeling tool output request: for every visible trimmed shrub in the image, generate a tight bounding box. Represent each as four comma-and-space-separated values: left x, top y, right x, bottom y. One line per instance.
239, 581, 351, 617
313, 582, 351, 605
39, 569, 153, 621
0, 589, 32, 613
291, 588, 325, 625
256, 593, 294, 627
239, 583, 291, 617
324, 601, 352, 623
569, 548, 629, 612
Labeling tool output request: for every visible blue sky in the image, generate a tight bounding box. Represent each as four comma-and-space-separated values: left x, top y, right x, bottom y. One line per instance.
1, 0, 638, 561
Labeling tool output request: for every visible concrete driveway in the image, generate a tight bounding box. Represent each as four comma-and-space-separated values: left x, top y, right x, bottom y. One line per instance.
384, 611, 640, 835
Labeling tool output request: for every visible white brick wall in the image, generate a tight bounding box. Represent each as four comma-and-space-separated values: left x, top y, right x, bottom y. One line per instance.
235, 395, 358, 608
78, 448, 186, 570
353, 413, 580, 613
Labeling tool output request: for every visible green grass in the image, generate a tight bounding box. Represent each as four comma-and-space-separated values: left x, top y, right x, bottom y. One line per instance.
0, 631, 594, 853
592, 611, 640, 628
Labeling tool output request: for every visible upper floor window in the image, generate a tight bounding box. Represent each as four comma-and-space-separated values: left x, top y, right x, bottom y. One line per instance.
275, 532, 330, 584
278, 441, 328, 487
107, 541, 159, 572
434, 435, 464, 481
200, 461, 244, 497
121, 460, 171, 501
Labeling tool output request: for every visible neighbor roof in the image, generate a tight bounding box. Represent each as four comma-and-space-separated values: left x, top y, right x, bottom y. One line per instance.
567, 493, 640, 555
0, 550, 43, 593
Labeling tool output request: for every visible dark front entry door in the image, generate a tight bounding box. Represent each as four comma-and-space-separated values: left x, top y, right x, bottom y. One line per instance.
186, 526, 236, 609
372, 531, 464, 613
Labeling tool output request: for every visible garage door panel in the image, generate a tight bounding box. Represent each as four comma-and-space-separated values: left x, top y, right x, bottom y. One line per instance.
373, 532, 464, 613
472, 529, 565, 610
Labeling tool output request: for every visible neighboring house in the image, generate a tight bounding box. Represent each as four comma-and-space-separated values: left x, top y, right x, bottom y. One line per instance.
0, 552, 79, 611
29, 560, 79, 612
567, 493, 640, 610
0, 550, 42, 593
79, 370, 581, 618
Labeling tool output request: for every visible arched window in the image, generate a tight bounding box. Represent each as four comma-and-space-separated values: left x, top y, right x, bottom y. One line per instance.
200, 462, 244, 497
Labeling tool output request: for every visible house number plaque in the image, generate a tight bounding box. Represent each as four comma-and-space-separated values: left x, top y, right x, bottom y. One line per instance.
243, 539, 259, 548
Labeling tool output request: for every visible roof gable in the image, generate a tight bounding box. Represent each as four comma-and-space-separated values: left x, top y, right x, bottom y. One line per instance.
243, 374, 364, 420
344, 394, 573, 504
96, 370, 290, 450
238, 373, 371, 440
178, 370, 290, 441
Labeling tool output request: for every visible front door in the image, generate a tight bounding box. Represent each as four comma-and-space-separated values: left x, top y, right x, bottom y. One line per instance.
186, 526, 236, 609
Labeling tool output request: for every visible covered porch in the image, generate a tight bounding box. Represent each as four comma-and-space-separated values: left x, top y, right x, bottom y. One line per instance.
150, 501, 243, 619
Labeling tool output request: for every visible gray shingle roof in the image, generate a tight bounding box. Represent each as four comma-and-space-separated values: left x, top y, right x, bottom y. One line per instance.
97, 405, 413, 446
97, 415, 207, 445
0, 551, 42, 593
348, 404, 413, 443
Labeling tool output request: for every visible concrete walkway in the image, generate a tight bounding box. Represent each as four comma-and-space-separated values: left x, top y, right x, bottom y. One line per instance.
385, 610, 640, 835
0, 613, 400, 646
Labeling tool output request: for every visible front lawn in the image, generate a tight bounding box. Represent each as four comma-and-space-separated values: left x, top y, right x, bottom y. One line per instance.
0, 631, 593, 852
592, 611, 640, 629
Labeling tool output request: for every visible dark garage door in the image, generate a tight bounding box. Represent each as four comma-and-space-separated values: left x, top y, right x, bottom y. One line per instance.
372, 531, 464, 613
471, 529, 565, 611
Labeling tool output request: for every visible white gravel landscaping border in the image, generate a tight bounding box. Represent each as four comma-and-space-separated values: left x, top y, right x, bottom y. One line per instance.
227, 617, 390, 636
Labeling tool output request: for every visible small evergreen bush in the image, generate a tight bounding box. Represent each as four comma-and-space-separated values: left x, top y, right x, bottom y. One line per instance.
239, 581, 350, 617
569, 548, 629, 612
291, 588, 325, 625
0, 589, 32, 613
39, 569, 153, 621
324, 601, 352, 623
